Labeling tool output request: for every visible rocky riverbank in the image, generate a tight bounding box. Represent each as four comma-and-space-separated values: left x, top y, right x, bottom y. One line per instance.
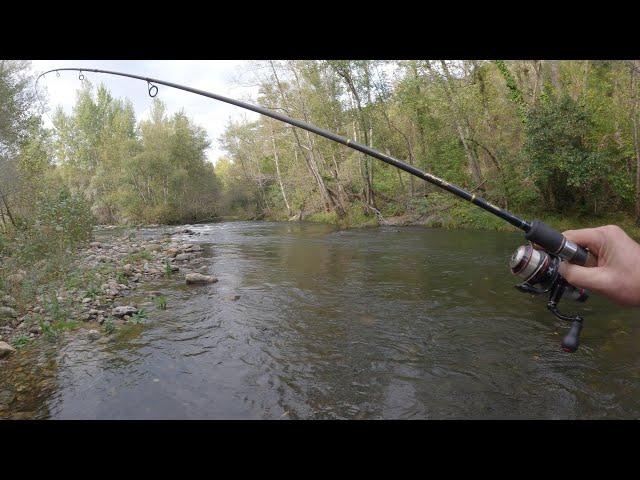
0, 227, 220, 358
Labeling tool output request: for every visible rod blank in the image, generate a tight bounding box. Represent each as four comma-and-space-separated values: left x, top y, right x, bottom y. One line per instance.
37, 67, 531, 232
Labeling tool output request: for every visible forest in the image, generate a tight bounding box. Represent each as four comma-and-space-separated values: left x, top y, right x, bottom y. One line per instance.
2, 59, 640, 266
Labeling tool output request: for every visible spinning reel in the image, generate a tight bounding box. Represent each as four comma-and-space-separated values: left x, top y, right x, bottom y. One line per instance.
509, 243, 588, 352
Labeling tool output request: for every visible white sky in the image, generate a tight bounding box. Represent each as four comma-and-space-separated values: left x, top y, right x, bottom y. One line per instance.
31, 60, 260, 163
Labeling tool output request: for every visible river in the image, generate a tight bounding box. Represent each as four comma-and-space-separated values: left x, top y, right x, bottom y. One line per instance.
1, 221, 639, 419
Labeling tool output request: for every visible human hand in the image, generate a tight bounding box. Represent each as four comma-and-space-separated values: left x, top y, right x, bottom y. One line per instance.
558, 225, 640, 307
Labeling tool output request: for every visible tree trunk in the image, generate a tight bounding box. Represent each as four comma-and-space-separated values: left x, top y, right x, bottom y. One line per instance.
434, 61, 485, 189
269, 122, 291, 217
269, 61, 342, 215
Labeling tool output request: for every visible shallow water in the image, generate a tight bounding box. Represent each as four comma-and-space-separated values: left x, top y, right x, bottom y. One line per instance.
2, 221, 640, 419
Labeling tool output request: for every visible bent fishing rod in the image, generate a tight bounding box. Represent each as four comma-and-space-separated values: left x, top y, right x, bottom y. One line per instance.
37, 67, 598, 352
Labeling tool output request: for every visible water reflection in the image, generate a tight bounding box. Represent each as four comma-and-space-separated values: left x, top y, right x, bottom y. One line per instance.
2, 221, 640, 419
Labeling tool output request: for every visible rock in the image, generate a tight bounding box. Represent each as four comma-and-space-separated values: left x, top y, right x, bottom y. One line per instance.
28, 324, 41, 334
6, 271, 26, 286
82, 298, 92, 304
112, 306, 138, 317
226, 295, 241, 301
90, 241, 103, 248
87, 330, 100, 341
175, 253, 193, 261
0, 306, 18, 320
185, 273, 218, 285
1, 295, 17, 308
146, 244, 162, 252
165, 248, 179, 257
0, 341, 16, 358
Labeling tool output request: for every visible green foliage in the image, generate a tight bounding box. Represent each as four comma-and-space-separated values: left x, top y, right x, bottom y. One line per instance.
128, 309, 147, 324
154, 295, 167, 310
123, 250, 153, 264
524, 95, 616, 213
115, 271, 128, 284
11, 334, 30, 349
14, 187, 94, 262
163, 260, 173, 277
103, 317, 116, 335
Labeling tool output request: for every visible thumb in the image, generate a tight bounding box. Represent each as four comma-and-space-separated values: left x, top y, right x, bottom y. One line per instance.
559, 262, 610, 293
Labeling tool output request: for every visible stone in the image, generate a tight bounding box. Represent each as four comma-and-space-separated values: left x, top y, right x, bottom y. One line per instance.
175, 253, 193, 261
90, 241, 103, 248
0, 306, 18, 320
185, 273, 218, 285
0, 341, 16, 358
6, 271, 26, 286
1, 295, 17, 308
28, 324, 41, 334
112, 306, 138, 317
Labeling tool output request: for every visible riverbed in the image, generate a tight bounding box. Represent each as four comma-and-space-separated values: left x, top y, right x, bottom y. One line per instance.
2, 221, 639, 419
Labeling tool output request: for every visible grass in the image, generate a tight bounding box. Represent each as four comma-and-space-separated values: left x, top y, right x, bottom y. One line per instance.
123, 250, 154, 264
154, 295, 167, 310
11, 334, 30, 349
116, 271, 128, 284
163, 260, 173, 277
103, 317, 116, 334
128, 309, 148, 324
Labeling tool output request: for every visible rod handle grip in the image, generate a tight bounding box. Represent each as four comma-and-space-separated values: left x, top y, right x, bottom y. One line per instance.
572, 247, 598, 268
525, 220, 597, 267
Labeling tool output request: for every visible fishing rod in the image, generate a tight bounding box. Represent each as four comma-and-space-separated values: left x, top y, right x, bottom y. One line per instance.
37, 67, 598, 352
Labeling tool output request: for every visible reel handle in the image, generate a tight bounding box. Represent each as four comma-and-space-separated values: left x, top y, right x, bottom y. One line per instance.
525, 220, 597, 267
561, 319, 583, 353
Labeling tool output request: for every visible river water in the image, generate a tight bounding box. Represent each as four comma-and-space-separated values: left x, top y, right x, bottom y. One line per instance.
2, 221, 640, 419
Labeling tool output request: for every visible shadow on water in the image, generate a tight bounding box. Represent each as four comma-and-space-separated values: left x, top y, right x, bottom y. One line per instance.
2, 221, 640, 419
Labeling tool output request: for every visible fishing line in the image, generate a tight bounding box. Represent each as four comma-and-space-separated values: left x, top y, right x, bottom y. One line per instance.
35, 67, 600, 352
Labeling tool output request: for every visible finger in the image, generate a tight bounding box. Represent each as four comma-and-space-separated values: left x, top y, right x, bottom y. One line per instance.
559, 262, 610, 293
562, 228, 606, 257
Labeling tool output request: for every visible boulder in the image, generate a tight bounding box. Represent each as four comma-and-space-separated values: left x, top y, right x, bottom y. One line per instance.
185, 273, 218, 285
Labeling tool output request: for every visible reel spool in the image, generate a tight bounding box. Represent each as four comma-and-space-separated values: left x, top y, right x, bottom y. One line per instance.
509, 244, 588, 352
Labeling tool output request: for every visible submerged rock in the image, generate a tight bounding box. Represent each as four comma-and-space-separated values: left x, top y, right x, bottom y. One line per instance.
112, 306, 138, 317
0, 341, 16, 358
87, 330, 100, 341
185, 273, 218, 285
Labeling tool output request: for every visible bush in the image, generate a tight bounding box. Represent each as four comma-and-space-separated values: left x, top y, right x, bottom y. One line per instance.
16, 187, 94, 261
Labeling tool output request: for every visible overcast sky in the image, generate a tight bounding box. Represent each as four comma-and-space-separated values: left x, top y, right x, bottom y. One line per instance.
31, 60, 260, 162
